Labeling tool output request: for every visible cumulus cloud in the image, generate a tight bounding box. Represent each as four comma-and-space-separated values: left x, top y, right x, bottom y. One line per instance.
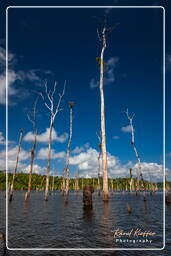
68, 146, 168, 181
89, 57, 119, 89
0, 45, 51, 105
72, 143, 90, 154
0, 146, 30, 171
24, 128, 68, 143
37, 147, 66, 160
0, 132, 6, 145
121, 125, 132, 133
23, 164, 46, 175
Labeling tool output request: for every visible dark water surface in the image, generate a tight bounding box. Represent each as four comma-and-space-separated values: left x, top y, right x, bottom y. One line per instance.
0, 191, 171, 256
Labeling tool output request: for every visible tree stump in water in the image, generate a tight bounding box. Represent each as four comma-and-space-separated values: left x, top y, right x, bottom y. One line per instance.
83, 186, 94, 208
166, 191, 171, 205
0, 233, 7, 256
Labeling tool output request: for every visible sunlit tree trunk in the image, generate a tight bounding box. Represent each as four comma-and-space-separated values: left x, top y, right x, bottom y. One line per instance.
45, 120, 53, 201
97, 142, 101, 196
9, 128, 23, 202
99, 28, 109, 201
40, 81, 65, 201
25, 98, 38, 200
52, 174, 55, 192
65, 102, 74, 202
129, 168, 133, 193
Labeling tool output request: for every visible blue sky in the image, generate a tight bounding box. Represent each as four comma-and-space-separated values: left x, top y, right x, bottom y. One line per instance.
0, 0, 171, 181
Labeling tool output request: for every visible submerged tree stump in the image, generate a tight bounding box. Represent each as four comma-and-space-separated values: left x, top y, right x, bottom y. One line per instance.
166, 191, 171, 205
0, 233, 7, 256
83, 186, 94, 208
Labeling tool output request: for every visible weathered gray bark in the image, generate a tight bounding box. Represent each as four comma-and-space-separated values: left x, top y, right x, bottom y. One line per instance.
96, 133, 102, 196
52, 174, 55, 192
125, 109, 145, 195
9, 128, 23, 202
40, 81, 65, 201
65, 102, 74, 202
25, 98, 38, 200
45, 121, 53, 201
99, 27, 109, 201
129, 168, 133, 192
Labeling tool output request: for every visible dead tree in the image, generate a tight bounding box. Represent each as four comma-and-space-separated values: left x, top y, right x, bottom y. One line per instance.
25, 97, 39, 200
64, 102, 75, 202
40, 81, 65, 201
96, 17, 119, 201
166, 176, 171, 204
52, 174, 55, 192
82, 178, 84, 190
9, 128, 23, 202
129, 168, 134, 192
96, 131, 102, 196
124, 109, 146, 194
75, 170, 79, 195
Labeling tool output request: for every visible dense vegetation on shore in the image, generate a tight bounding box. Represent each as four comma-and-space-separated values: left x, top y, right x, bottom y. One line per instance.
0, 171, 166, 191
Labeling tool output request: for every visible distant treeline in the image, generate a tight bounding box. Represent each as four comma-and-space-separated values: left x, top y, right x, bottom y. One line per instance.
0, 171, 167, 191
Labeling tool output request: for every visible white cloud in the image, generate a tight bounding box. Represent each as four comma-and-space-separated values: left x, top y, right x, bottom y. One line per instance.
121, 125, 132, 133
68, 146, 168, 181
0, 46, 51, 105
23, 164, 46, 175
166, 53, 171, 72
37, 147, 66, 160
0, 146, 30, 171
89, 78, 99, 89
72, 143, 90, 154
104, 57, 119, 85
0, 132, 6, 145
113, 136, 120, 140
24, 128, 68, 143
89, 57, 119, 89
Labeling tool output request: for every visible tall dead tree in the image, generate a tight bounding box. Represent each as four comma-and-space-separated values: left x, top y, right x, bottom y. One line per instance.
41, 81, 65, 201
9, 128, 23, 202
124, 109, 146, 198
64, 102, 75, 202
129, 168, 134, 192
96, 131, 102, 196
96, 18, 119, 201
25, 97, 39, 200
52, 174, 55, 192
75, 170, 79, 194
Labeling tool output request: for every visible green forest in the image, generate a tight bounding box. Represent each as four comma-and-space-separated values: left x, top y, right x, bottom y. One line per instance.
0, 171, 165, 191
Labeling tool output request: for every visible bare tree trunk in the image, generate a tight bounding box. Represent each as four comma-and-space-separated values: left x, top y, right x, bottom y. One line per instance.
99, 29, 109, 202
52, 174, 55, 192
25, 98, 38, 200
40, 81, 65, 201
82, 178, 84, 190
25, 134, 36, 200
45, 120, 53, 201
61, 173, 65, 196
129, 168, 133, 193
65, 102, 74, 202
97, 143, 101, 196
9, 128, 23, 202
75, 171, 79, 196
